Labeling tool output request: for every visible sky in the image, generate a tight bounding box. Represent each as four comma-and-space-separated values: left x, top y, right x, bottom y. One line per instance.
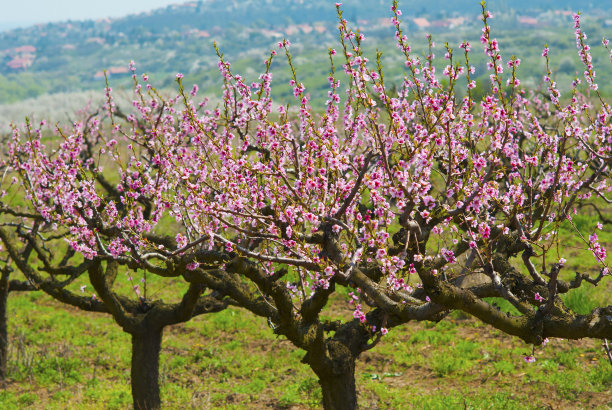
0, 0, 187, 31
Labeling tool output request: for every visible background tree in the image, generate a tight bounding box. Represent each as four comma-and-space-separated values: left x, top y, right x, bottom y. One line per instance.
2, 2, 611, 409
0, 132, 41, 381
0, 111, 229, 409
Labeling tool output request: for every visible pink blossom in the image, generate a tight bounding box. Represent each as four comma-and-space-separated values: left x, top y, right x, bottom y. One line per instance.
186, 262, 199, 271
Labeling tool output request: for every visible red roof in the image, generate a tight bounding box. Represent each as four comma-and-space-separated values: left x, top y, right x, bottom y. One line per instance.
413, 18, 431, 28
109, 66, 129, 74
13, 45, 36, 54
518, 16, 539, 25
6, 55, 34, 69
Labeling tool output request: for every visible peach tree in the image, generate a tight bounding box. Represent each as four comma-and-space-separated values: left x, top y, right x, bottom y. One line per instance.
2, 2, 611, 409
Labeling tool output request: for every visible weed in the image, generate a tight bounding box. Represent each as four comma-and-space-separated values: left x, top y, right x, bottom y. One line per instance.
454, 340, 480, 360
409, 329, 454, 345
17, 392, 37, 406
561, 286, 600, 315
431, 352, 472, 377
492, 360, 514, 375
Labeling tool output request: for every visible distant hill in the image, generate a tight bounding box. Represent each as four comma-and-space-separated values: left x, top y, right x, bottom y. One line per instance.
1, 0, 611, 116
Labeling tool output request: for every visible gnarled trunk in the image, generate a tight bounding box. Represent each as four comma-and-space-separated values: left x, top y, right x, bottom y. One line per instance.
130, 328, 163, 410
307, 340, 358, 410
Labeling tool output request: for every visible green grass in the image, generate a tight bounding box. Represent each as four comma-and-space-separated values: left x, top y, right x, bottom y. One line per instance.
0, 279, 610, 409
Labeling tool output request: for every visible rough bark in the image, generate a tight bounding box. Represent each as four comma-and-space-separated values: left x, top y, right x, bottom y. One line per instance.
131, 328, 163, 410
318, 366, 357, 410
307, 340, 358, 410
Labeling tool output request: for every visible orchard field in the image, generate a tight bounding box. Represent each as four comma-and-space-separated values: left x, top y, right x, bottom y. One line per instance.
1, 1, 612, 409
0, 278, 610, 408
0, 211, 609, 408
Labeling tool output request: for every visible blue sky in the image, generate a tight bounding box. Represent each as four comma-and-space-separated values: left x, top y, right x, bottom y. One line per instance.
0, 0, 186, 31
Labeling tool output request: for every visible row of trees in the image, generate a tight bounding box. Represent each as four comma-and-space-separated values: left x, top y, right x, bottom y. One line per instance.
0, 3, 610, 409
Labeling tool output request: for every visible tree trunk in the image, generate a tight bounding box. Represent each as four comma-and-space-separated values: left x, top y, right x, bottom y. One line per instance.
308, 340, 358, 410
0, 270, 9, 380
317, 365, 357, 410
130, 328, 163, 410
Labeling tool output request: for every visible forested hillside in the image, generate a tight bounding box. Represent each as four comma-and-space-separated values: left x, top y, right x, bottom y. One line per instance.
1, 0, 611, 109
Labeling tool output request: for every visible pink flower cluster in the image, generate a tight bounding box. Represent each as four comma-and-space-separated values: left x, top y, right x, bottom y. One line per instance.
6, 2, 610, 318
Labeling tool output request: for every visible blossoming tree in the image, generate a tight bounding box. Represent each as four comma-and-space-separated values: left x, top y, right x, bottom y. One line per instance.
2, 2, 611, 409
0, 132, 42, 380
0, 111, 231, 408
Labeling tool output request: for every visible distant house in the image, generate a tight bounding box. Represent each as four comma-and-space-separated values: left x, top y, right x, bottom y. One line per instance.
86, 37, 106, 45
431, 17, 465, 29
13, 45, 36, 54
313, 25, 327, 34
447, 17, 465, 28
6, 55, 34, 70
296, 24, 313, 34
186, 29, 210, 38
284, 26, 299, 36
259, 29, 284, 38
377, 18, 395, 27
93, 66, 130, 80
109, 66, 129, 75
431, 20, 450, 28
4, 45, 36, 71
413, 18, 431, 29
518, 16, 539, 26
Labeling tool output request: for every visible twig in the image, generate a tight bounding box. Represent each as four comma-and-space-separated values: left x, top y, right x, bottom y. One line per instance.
603, 339, 612, 366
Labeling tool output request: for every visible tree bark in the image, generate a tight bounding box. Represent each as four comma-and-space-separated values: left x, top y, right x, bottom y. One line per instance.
130, 328, 163, 410
317, 366, 357, 410
0, 270, 9, 380
308, 340, 358, 410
